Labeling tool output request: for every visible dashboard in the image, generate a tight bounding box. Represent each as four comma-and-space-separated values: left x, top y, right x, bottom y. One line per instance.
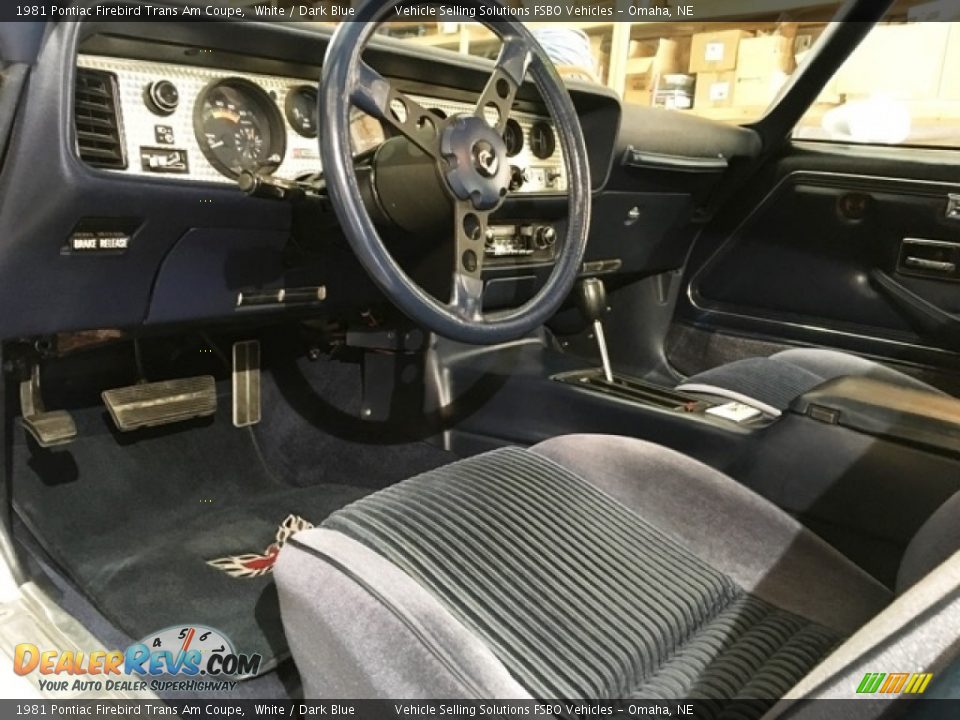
76, 53, 567, 194
0, 18, 698, 340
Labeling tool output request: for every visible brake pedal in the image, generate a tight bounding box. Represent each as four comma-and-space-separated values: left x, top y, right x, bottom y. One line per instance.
232, 340, 261, 428
20, 365, 77, 448
102, 376, 216, 432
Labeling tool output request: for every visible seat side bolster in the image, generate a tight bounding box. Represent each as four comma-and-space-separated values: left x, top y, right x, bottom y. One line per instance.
275, 528, 531, 700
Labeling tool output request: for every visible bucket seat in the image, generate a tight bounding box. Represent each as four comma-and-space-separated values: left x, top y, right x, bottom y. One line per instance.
275, 434, 960, 704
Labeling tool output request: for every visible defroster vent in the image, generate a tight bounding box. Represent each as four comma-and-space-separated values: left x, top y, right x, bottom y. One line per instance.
74, 68, 126, 169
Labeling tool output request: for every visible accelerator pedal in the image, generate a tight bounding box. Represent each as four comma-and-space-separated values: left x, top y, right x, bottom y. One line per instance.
20, 365, 77, 448
232, 340, 261, 428
102, 376, 216, 432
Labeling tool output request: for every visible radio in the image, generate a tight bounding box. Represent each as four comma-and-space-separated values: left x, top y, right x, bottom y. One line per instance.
484, 223, 557, 261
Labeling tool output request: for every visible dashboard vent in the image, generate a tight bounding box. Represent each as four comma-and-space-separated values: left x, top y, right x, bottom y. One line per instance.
74, 68, 126, 169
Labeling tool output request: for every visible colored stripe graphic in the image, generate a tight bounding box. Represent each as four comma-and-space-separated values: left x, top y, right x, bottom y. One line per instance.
880, 673, 909, 693
904, 673, 933, 694
857, 671, 932, 695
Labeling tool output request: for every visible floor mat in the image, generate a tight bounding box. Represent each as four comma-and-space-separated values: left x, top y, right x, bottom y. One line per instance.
12, 404, 369, 673
255, 354, 457, 490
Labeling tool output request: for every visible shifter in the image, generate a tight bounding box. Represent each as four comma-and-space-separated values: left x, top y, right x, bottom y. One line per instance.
576, 278, 614, 383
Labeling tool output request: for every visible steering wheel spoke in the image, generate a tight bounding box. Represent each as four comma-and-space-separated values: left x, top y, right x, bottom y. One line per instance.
449, 201, 490, 320
475, 35, 532, 134
351, 61, 444, 159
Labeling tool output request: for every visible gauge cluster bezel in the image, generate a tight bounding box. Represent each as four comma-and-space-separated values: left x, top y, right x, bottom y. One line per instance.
75, 53, 567, 193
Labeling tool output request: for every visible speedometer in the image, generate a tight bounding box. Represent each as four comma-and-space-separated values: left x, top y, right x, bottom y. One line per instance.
194, 78, 285, 178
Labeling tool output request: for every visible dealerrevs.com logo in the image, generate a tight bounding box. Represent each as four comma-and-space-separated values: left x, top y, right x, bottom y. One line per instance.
13, 625, 262, 694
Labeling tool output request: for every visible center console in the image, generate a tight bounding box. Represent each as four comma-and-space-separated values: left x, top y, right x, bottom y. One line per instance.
432, 304, 960, 586
791, 376, 960, 456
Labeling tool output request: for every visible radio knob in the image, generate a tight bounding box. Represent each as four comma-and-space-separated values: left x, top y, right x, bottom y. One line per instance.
508, 165, 527, 192
535, 226, 556, 249
145, 80, 179, 116
484, 227, 496, 246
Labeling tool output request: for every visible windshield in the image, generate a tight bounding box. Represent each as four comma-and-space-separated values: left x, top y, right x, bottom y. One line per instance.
349, 3, 843, 126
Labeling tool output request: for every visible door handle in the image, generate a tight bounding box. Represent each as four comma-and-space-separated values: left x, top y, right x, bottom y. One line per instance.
898, 238, 960, 281
904, 257, 957, 273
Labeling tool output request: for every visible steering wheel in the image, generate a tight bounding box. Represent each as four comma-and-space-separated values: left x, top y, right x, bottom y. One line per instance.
320, 2, 591, 345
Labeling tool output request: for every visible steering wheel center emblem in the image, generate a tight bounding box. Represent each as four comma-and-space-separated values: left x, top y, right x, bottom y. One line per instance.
472, 140, 499, 178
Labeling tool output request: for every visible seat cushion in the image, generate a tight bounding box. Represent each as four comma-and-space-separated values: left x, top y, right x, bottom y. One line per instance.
676, 348, 944, 415
277, 436, 891, 703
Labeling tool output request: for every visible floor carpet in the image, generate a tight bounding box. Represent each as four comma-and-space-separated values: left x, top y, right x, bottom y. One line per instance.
12, 402, 370, 673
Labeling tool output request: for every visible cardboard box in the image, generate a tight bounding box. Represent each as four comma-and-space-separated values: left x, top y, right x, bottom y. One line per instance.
625, 38, 679, 75
623, 38, 679, 106
737, 35, 795, 76
941, 23, 960, 101
834, 23, 950, 100
730, 35, 794, 108
689, 29, 751, 73
623, 76, 654, 106
694, 71, 736, 109
734, 70, 789, 107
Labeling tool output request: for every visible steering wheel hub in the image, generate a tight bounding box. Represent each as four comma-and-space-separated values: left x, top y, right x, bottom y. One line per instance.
472, 140, 499, 177
440, 115, 510, 211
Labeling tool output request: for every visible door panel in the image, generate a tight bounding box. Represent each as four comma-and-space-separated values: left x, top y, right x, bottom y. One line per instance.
675, 143, 960, 382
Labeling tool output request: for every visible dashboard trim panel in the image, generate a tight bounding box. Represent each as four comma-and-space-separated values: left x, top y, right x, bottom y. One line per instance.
77, 53, 566, 193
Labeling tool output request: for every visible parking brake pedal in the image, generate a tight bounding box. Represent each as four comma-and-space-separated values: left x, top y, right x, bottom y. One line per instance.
20, 365, 77, 448
232, 340, 261, 428
102, 376, 217, 432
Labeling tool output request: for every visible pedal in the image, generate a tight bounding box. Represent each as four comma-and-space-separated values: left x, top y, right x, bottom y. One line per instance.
102, 376, 216, 432
232, 340, 261, 428
20, 365, 77, 448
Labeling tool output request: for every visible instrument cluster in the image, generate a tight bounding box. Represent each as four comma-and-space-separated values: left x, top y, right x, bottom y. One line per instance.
75, 54, 566, 194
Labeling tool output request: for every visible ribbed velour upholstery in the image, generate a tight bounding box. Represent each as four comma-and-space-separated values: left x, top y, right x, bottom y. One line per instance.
678, 357, 826, 412
677, 348, 944, 412
323, 447, 841, 702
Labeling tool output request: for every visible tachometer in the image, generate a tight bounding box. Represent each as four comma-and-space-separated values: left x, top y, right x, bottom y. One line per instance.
194, 78, 285, 178
285, 85, 319, 138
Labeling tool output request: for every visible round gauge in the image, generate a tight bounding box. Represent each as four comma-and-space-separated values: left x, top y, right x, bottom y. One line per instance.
503, 118, 523, 157
284, 85, 319, 138
529, 120, 556, 159
194, 78, 285, 178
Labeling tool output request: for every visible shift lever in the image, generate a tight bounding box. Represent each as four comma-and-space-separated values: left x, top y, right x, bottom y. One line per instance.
576, 278, 614, 383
